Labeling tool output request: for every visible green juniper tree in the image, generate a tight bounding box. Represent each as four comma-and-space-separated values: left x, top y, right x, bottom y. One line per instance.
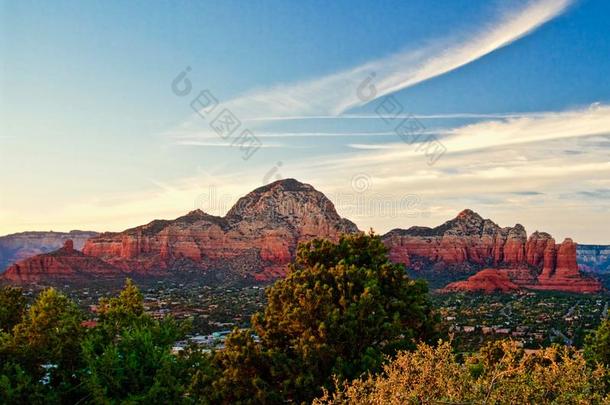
213, 232, 438, 403
0, 288, 85, 403
585, 318, 610, 367
0, 286, 27, 332
80, 279, 194, 404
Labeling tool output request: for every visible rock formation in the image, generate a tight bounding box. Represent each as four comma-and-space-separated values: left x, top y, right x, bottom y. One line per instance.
0, 230, 98, 272
2, 179, 357, 283
383, 209, 602, 293
383, 209, 532, 270
528, 238, 602, 292
0, 184, 602, 294
2, 240, 120, 282
83, 179, 357, 281
443, 269, 519, 293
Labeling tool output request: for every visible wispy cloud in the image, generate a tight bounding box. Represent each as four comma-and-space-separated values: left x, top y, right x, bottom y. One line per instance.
178, 0, 572, 134
171, 130, 443, 143
332, 0, 574, 114
443, 103, 610, 153
13, 106, 609, 242
173, 140, 288, 148
189, 103, 607, 151
244, 112, 550, 122
578, 189, 610, 199
342, 103, 610, 162
348, 143, 396, 150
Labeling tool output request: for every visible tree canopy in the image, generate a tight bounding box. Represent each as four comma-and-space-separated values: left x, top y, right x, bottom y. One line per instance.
585, 317, 610, 368
215, 232, 438, 403
1, 287, 85, 403
316, 340, 609, 404
0, 286, 27, 332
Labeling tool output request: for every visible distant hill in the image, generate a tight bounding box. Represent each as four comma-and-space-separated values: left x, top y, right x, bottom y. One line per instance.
577, 244, 610, 273
0, 230, 99, 272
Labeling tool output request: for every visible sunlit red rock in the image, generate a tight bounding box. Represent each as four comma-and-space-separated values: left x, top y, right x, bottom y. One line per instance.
0, 185, 603, 294
2, 240, 120, 283
443, 269, 520, 293
0, 230, 99, 271
385, 210, 602, 294
383, 210, 527, 270
80, 179, 358, 281
1, 180, 357, 283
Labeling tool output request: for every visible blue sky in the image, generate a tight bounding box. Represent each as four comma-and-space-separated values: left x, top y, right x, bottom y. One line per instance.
1, 0, 609, 243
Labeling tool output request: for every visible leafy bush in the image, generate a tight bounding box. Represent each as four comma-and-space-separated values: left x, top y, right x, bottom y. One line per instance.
316, 340, 609, 404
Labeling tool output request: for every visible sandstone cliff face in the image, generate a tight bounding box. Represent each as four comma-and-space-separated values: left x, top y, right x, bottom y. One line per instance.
82, 179, 358, 281
383, 210, 534, 270
528, 238, 601, 293
385, 210, 602, 293
2, 240, 120, 283
0, 230, 98, 272
0, 184, 602, 294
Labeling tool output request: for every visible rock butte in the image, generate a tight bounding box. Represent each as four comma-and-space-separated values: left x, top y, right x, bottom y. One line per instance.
0, 230, 99, 271
2, 240, 122, 282
0, 181, 603, 293
383, 209, 601, 293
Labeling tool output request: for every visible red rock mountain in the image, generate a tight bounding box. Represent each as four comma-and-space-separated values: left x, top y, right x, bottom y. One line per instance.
2, 240, 121, 283
2, 179, 357, 283
0, 230, 99, 272
382, 209, 601, 293
0, 184, 602, 294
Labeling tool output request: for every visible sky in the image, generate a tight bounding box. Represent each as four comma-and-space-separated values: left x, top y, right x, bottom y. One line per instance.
1, 0, 609, 243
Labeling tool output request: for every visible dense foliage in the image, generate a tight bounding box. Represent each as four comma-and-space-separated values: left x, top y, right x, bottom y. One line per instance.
0, 281, 201, 404
0, 233, 608, 404
0, 285, 27, 332
213, 232, 437, 403
316, 341, 609, 404
586, 318, 610, 367
1, 288, 85, 403
81, 279, 193, 403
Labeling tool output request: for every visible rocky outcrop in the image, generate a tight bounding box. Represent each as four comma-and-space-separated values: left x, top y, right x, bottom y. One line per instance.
81, 179, 358, 281
2, 240, 120, 282
387, 210, 602, 293
0, 230, 98, 272
528, 238, 602, 293
443, 269, 520, 293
